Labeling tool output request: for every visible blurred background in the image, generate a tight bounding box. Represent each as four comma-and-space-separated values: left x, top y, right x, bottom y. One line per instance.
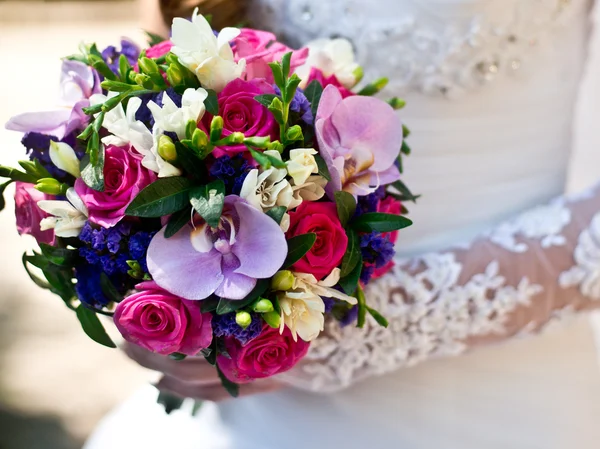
0, 1, 600, 448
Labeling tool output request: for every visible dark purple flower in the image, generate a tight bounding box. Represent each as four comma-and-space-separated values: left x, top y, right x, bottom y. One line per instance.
21, 131, 83, 180
101, 39, 140, 74
209, 155, 251, 195
75, 264, 111, 309
213, 313, 262, 345
340, 305, 358, 327
274, 86, 313, 124
360, 232, 395, 268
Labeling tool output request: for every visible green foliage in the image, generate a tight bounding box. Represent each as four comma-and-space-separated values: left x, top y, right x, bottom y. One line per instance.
283, 233, 317, 268
126, 177, 194, 217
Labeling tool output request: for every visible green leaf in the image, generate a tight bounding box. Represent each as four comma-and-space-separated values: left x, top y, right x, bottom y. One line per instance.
22, 253, 51, 290
284, 74, 302, 103
367, 306, 389, 328
101, 80, 134, 92
43, 265, 77, 303
402, 125, 411, 139
281, 52, 293, 83
76, 305, 117, 348
189, 180, 225, 228
39, 244, 76, 267
249, 148, 286, 170
81, 148, 105, 192
304, 80, 324, 119
283, 233, 316, 268
164, 206, 192, 239
168, 352, 187, 361
216, 279, 270, 315
340, 230, 361, 278
254, 94, 278, 108
351, 212, 413, 233
339, 252, 363, 296
0, 165, 36, 183
358, 77, 389, 96
389, 179, 420, 203
313, 155, 331, 182
217, 365, 240, 398
267, 98, 285, 124
200, 296, 221, 313
335, 191, 357, 227
175, 141, 208, 179
0, 180, 13, 212
119, 54, 131, 82
204, 89, 220, 115
388, 97, 406, 110
356, 285, 367, 328
157, 390, 185, 415
401, 141, 411, 156
266, 206, 287, 225
202, 339, 217, 365
100, 273, 123, 303
268, 62, 285, 90
126, 177, 193, 217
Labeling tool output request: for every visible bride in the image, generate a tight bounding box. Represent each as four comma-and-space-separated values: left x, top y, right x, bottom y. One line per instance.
85, 0, 600, 447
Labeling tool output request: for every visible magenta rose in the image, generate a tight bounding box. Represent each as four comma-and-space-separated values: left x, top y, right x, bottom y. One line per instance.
307, 67, 354, 99
217, 326, 309, 384
75, 145, 155, 228
204, 78, 279, 157
114, 281, 213, 356
233, 29, 309, 83
14, 181, 54, 244
287, 201, 348, 280
146, 40, 173, 59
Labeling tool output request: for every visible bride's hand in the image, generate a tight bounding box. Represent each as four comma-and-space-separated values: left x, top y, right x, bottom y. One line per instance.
124, 343, 283, 402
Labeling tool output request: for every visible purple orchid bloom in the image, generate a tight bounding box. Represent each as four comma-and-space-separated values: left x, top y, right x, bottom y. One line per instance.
315, 85, 403, 198
5, 60, 101, 139
147, 196, 287, 301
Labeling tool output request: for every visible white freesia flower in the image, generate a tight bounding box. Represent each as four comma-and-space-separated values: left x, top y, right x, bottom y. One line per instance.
296, 38, 360, 89
286, 148, 319, 186
49, 141, 80, 177
37, 188, 88, 238
171, 8, 246, 92
289, 175, 327, 209
90, 93, 153, 154
278, 269, 357, 342
142, 127, 182, 179
147, 88, 208, 140
240, 151, 294, 211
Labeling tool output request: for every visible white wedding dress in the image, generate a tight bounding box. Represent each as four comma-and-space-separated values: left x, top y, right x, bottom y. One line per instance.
85, 0, 600, 448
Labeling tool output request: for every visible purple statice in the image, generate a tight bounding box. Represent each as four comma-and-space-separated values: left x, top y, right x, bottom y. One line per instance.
128, 231, 155, 272
274, 86, 313, 124
360, 264, 376, 285
340, 305, 358, 327
323, 297, 335, 313
209, 154, 251, 195
360, 232, 395, 269
75, 264, 111, 309
101, 39, 140, 74
355, 186, 386, 217
21, 131, 83, 180
213, 313, 263, 345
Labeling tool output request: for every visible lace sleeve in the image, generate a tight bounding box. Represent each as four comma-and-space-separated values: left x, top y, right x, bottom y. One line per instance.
279, 183, 600, 392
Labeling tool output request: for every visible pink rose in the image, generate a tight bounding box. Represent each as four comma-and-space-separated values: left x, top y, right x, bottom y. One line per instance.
233, 29, 309, 82
287, 201, 348, 280
307, 68, 354, 98
146, 41, 173, 59
114, 281, 213, 356
217, 326, 309, 384
14, 182, 54, 244
204, 78, 279, 157
75, 145, 155, 228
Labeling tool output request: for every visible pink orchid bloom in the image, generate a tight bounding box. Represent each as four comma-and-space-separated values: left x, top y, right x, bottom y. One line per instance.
315, 85, 403, 197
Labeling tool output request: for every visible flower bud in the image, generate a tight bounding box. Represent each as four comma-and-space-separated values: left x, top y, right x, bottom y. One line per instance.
253, 298, 274, 314
49, 141, 81, 177
352, 66, 364, 85
267, 141, 285, 153
191, 129, 209, 151
157, 135, 178, 162
217, 132, 244, 146
263, 311, 281, 329
271, 270, 295, 291
35, 178, 65, 196
138, 57, 160, 75
286, 125, 303, 142
134, 73, 153, 90
235, 311, 252, 330
210, 116, 224, 142
244, 136, 270, 149
167, 65, 184, 86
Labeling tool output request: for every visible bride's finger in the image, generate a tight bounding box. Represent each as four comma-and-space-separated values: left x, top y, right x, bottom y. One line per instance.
157, 375, 282, 402
124, 344, 219, 383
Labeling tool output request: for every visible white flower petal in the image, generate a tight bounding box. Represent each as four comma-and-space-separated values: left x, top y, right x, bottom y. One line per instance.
49, 141, 81, 177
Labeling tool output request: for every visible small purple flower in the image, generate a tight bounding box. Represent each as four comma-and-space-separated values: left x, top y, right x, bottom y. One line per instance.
101, 39, 140, 74
213, 312, 262, 345
209, 155, 251, 195
75, 264, 111, 309
274, 86, 313, 124
361, 232, 395, 268
147, 196, 287, 300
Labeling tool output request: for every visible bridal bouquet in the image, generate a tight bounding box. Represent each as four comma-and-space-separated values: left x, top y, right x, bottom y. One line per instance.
2, 10, 416, 396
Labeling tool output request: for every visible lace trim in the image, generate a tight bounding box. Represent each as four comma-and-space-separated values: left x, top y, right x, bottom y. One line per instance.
248, 0, 585, 97
560, 212, 600, 299
284, 255, 542, 392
